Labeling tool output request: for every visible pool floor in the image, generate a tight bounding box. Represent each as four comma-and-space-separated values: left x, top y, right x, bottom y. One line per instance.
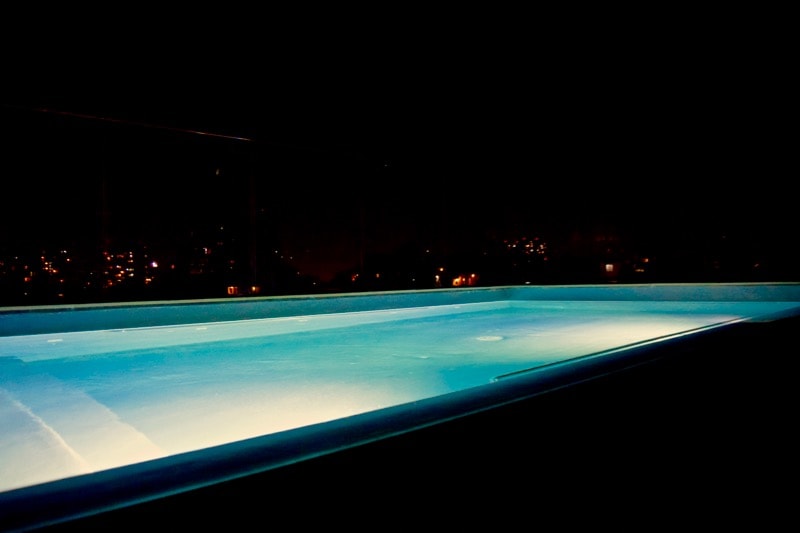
1, 298, 798, 494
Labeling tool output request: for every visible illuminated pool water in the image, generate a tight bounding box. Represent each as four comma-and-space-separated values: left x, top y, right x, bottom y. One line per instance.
1, 283, 799, 530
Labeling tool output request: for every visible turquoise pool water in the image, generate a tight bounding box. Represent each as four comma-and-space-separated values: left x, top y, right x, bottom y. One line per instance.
2, 294, 799, 495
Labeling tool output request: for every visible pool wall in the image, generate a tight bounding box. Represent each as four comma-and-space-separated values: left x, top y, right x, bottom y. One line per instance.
3, 282, 800, 337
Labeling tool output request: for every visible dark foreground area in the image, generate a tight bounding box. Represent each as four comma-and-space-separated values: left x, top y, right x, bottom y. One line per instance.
11, 314, 795, 531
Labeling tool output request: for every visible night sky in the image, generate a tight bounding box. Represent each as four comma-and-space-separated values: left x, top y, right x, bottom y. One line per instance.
2, 29, 795, 285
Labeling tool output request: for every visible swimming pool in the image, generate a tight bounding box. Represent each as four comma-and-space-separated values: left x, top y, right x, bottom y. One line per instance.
2, 283, 799, 530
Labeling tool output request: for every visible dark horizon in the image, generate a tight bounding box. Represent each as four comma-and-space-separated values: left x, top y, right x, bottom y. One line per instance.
1, 95, 796, 304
